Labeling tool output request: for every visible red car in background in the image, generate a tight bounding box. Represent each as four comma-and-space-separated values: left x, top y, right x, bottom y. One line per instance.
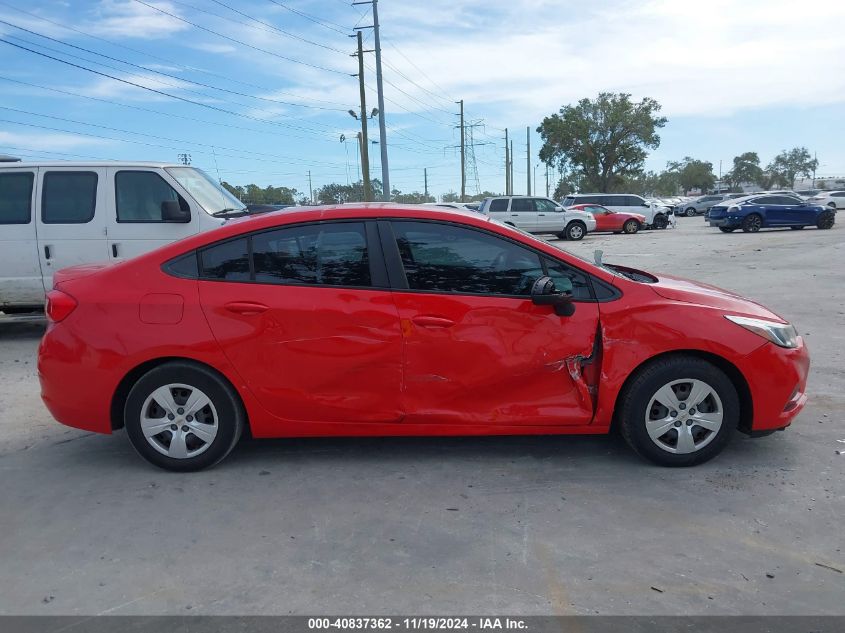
38, 204, 809, 471
570, 203, 645, 234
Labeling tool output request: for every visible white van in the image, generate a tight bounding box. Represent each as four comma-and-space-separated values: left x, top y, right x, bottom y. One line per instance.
0, 162, 243, 312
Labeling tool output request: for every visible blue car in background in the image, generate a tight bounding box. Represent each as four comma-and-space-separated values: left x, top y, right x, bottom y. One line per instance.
708, 193, 836, 233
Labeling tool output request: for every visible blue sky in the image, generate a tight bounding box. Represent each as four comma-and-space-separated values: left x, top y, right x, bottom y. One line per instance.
1, 0, 843, 199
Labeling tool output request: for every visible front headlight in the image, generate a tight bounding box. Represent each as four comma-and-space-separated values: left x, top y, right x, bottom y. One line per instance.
725, 315, 799, 348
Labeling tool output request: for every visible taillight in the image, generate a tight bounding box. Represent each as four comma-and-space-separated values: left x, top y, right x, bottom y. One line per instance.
45, 290, 78, 323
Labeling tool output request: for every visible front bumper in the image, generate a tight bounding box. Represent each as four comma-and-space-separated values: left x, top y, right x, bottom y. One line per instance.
738, 338, 810, 432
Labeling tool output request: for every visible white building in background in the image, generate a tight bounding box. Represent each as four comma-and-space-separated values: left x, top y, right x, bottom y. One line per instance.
793, 176, 845, 190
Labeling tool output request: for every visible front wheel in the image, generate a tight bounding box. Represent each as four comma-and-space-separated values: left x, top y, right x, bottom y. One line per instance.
719, 227, 736, 233
684, 207, 696, 217
817, 211, 835, 230
564, 221, 586, 240
124, 362, 245, 471
652, 214, 668, 230
619, 356, 739, 466
623, 219, 640, 234
742, 214, 762, 232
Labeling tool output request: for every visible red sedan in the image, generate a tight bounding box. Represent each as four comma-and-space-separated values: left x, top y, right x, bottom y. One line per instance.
571, 203, 645, 234
39, 205, 809, 471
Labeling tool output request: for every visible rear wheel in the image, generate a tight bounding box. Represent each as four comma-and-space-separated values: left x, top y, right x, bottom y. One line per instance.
124, 362, 245, 471
719, 227, 736, 233
652, 214, 668, 230
623, 219, 640, 234
816, 211, 835, 230
564, 221, 586, 241
684, 207, 696, 217
741, 214, 762, 232
619, 356, 739, 467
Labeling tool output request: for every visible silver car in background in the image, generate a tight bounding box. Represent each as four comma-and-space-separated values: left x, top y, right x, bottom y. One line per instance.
678, 193, 745, 217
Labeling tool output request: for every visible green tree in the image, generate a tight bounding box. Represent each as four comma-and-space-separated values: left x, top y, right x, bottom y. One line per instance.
316, 179, 382, 204
668, 157, 716, 193
468, 190, 500, 203
725, 152, 763, 188
766, 147, 818, 189
392, 189, 435, 204
441, 191, 460, 203
537, 92, 667, 193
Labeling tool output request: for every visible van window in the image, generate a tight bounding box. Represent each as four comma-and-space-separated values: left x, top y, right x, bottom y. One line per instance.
488, 199, 509, 212
510, 198, 534, 213
116, 171, 189, 222
252, 222, 370, 287
561, 196, 575, 207
42, 172, 98, 224
0, 172, 34, 224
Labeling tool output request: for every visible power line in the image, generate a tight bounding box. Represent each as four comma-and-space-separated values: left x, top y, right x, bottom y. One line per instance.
0, 38, 351, 137
130, 0, 348, 76
0, 20, 348, 113
0, 1, 348, 107
266, 0, 351, 35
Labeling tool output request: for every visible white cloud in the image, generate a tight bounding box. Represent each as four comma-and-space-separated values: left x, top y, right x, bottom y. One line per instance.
87, 0, 189, 39
0, 130, 114, 151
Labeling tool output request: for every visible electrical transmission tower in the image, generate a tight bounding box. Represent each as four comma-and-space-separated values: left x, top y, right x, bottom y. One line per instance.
466, 124, 481, 196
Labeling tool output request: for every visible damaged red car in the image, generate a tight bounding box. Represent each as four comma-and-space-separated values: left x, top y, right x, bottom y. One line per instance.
38, 205, 810, 471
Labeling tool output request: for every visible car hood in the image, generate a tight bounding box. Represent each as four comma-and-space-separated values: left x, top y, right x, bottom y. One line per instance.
648, 272, 787, 322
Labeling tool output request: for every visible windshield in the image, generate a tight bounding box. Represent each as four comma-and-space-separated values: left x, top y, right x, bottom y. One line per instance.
165, 167, 245, 215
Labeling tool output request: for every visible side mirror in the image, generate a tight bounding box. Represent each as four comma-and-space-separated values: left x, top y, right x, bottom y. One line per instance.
162, 199, 190, 223
554, 205, 564, 212
530, 275, 575, 317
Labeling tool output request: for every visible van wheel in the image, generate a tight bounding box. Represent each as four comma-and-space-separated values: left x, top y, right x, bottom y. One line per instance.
563, 221, 586, 240
742, 214, 762, 232
652, 214, 668, 229
124, 362, 244, 471
619, 356, 739, 467
816, 211, 835, 230
623, 219, 640, 234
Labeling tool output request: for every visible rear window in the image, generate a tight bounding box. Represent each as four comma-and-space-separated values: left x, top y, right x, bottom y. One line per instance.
200, 237, 250, 281
0, 171, 34, 224
42, 171, 98, 224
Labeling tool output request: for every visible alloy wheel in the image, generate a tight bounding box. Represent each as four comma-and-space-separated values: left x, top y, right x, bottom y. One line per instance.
140, 383, 219, 459
644, 379, 724, 454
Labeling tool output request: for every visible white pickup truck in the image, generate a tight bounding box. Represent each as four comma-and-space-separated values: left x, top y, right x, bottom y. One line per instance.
478, 196, 597, 240
0, 161, 243, 313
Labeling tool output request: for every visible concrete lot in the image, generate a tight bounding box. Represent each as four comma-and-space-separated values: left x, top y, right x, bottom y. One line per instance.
0, 218, 843, 615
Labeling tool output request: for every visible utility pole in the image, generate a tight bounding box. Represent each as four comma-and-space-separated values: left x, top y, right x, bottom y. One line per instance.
424, 168, 428, 200
545, 164, 550, 197
458, 99, 465, 202
352, 31, 372, 202
353, 0, 390, 200
504, 128, 509, 195
526, 126, 531, 196
307, 170, 313, 204
509, 140, 514, 195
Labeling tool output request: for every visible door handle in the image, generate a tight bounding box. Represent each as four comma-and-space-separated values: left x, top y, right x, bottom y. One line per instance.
44, 245, 52, 260
111, 243, 119, 258
412, 315, 455, 328
224, 301, 269, 315
537, 213, 546, 216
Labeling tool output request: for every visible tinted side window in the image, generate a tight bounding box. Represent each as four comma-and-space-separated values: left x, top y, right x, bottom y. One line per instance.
624, 196, 644, 206
252, 222, 370, 287
582, 195, 603, 205
833, 192, 845, 198
543, 257, 592, 300
510, 198, 534, 213
116, 171, 188, 222
752, 196, 777, 205
200, 237, 250, 281
488, 199, 509, 212
392, 221, 542, 296
535, 199, 558, 212
776, 196, 800, 206
0, 172, 34, 224
42, 171, 97, 224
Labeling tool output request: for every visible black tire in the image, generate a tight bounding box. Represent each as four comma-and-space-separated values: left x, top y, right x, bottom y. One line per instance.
618, 356, 739, 467
652, 214, 668, 230
684, 207, 696, 217
623, 219, 640, 234
564, 221, 586, 241
816, 211, 835, 230
719, 227, 735, 233
741, 214, 762, 232
790, 226, 805, 230
124, 361, 245, 471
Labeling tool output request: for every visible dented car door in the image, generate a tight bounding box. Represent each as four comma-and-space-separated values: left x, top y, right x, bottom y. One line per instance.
385, 219, 600, 426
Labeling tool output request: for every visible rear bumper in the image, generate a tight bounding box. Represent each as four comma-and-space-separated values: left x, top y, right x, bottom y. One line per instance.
739, 339, 811, 432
